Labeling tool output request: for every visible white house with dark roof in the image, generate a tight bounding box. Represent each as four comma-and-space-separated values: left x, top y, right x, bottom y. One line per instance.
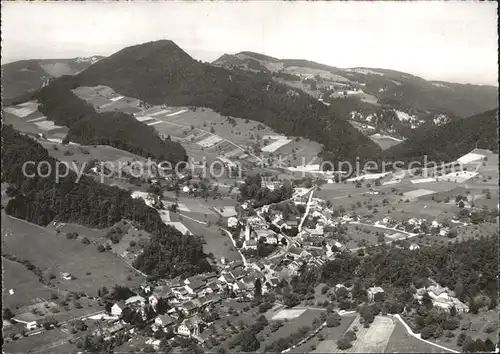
111, 301, 126, 316
177, 316, 201, 337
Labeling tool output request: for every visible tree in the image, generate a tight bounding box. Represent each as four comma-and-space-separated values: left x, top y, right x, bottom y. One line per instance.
422, 292, 433, 309
238, 330, 260, 352
3, 308, 14, 320
420, 325, 436, 339
326, 312, 341, 327
283, 292, 300, 308
468, 297, 480, 314
254, 278, 262, 299
216, 348, 227, 354
74, 319, 87, 331
434, 325, 443, 338
456, 332, 467, 347
337, 337, 353, 350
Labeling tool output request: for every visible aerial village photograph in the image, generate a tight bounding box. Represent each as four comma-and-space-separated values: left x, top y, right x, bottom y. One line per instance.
1, 1, 498, 353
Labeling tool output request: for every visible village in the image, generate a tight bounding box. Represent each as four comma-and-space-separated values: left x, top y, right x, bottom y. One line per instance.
5, 160, 490, 353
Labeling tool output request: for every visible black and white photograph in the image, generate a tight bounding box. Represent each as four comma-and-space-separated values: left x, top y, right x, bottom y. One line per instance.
1, 1, 498, 353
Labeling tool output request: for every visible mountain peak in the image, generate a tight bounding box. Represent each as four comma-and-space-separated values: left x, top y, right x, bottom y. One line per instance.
111, 39, 194, 64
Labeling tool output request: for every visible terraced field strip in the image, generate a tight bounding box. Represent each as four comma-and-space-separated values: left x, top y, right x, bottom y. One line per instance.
147, 120, 163, 126
166, 109, 189, 117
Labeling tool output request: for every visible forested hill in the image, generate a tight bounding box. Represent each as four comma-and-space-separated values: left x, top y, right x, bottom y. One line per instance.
36, 76, 187, 163
2, 56, 104, 103
213, 51, 498, 119
1, 125, 210, 278
72, 40, 381, 165
383, 109, 499, 164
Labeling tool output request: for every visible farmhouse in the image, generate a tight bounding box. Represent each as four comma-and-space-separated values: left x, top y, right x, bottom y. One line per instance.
203, 272, 218, 283
229, 268, 246, 280
184, 276, 205, 294
180, 299, 201, 316
287, 246, 310, 259
409, 243, 420, 251
149, 287, 175, 308
61, 272, 73, 280
254, 229, 278, 244
155, 314, 175, 329
125, 295, 146, 307
218, 273, 236, 284
243, 239, 258, 250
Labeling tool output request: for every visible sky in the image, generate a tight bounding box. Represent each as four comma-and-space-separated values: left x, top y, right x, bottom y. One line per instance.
2, 1, 498, 86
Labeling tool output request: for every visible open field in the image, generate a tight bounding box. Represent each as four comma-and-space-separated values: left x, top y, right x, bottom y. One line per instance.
180, 218, 242, 263
432, 309, 499, 352
370, 133, 403, 150
385, 321, 451, 353
2, 213, 145, 296
4, 106, 68, 140
291, 314, 357, 353
338, 315, 396, 353
75, 85, 324, 168
40, 141, 145, 166
260, 308, 325, 351
2, 258, 54, 309
2, 326, 70, 354
271, 309, 307, 320
345, 224, 385, 249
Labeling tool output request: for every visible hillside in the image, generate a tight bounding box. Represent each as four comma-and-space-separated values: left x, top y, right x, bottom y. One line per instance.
383, 108, 499, 164
1, 56, 104, 103
69, 40, 380, 165
35, 76, 187, 163
213, 52, 498, 138
1, 125, 209, 278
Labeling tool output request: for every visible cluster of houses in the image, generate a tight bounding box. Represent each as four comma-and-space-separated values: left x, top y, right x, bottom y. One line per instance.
414, 282, 469, 313
380, 216, 457, 237
102, 260, 290, 343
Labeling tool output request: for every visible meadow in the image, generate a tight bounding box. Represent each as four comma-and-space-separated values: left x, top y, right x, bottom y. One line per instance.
2, 213, 145, 296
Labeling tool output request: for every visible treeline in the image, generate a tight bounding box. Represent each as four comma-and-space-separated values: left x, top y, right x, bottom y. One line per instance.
74, 40, 380, 166
2, 125, 209, 278
36, 76, 187, 163
383, 109, 499, 165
